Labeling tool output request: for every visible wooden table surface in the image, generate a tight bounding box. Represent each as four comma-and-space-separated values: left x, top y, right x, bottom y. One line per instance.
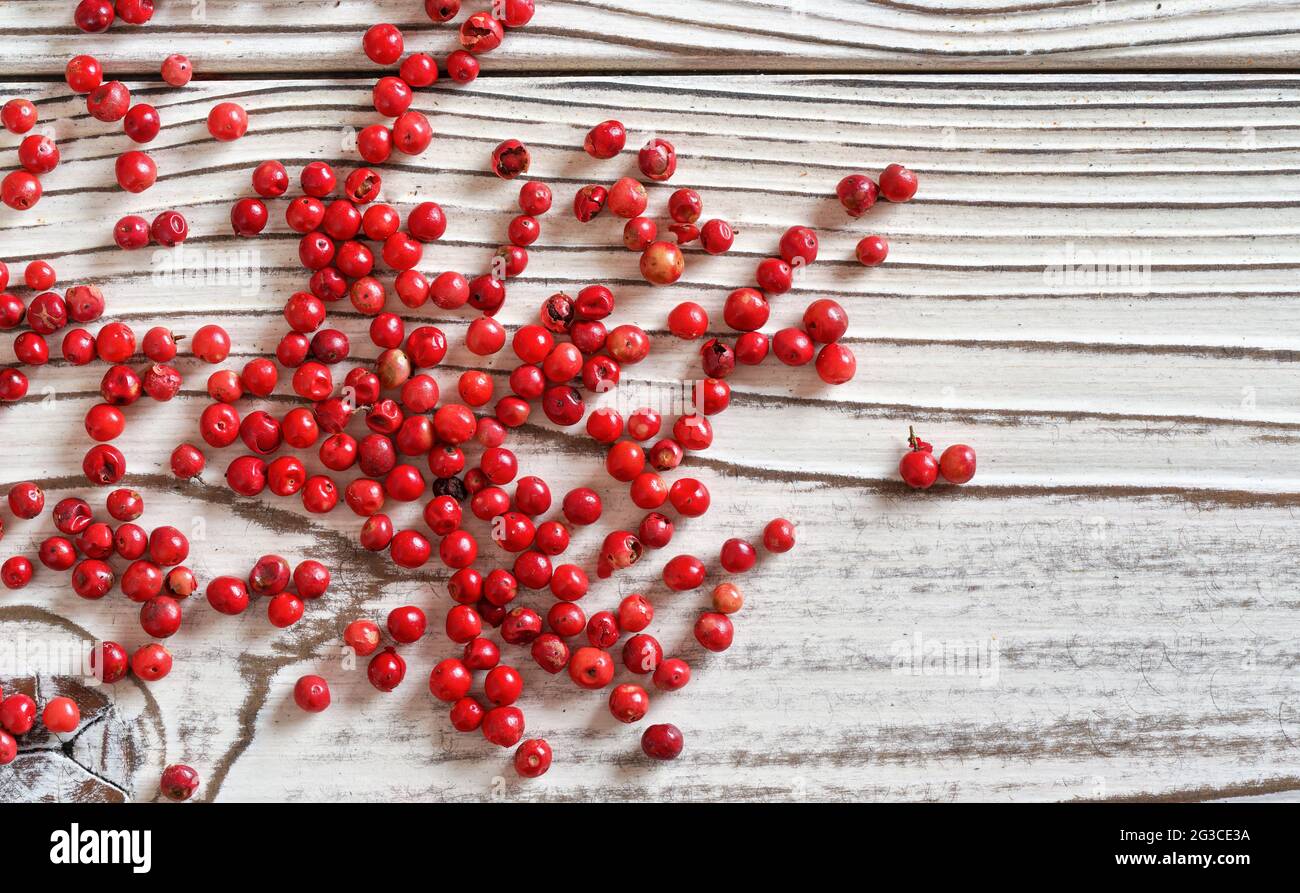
2, 1, 1299, 803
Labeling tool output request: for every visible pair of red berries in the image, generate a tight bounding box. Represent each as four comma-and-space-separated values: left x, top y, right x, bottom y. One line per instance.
899, 428, 977, 489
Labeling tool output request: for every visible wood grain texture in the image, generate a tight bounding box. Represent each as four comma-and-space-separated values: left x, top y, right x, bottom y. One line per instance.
3, 67, 1300, 802
3, 0, 1300, 75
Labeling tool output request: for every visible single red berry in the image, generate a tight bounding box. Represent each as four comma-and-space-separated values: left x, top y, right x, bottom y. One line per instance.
609, 683, 650, 723
268, 592, 304, 628
90, 641, 130, 684
123, 104, 161, 143
345, 619, 381, 656
720, 538, 758, 573
568, 646, 614, 690
663, 554, 706, 591
429, 658, 473, 702
514, 738, 551, 777
491, 139, 531, 180
42, 697, 80, 734
446, 50, 480, 83
482, 706, 525, 747
460, 12, 505, 53
837, 174, 879, 217
151, 210, 189, 246
368, 647, 407, 692
640, 241, 684, 285
160, 764, 200, 801
641, 723, 684, 760
161, 54, 192, 87
159, 764, 200, 801
65, 55, 104, 93
0, 693, 37, 735
773, 327, 815, 366
815, 342, 857, 384
207, 102, 248, 141
584, 119, 626, 159
1, 555, 33, 588
387, 605, 428, 644
899, 427, 940, 489
19, 135, 60, 175
762, 518, 796, 553
939, 444, 978, 484
854, 235, 888, 268
878, 163, 918, 202
140, 595, 183, 638
2, 170, 42, 210
293, 676, 331, 712
363, 23, 405, 65
755, 257, 793, 295
573, 184, 607, 222
608, 177, 648, 218
638, 138, 676, 181
131, 643, 173, 682
694, 612, 734, 652
699, 219, 734, 254
1, 99, 37, 135
74, 0, 115, 33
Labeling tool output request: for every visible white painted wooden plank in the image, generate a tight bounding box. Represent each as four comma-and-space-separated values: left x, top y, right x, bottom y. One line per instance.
2, 0, 1300, 74
3, 73, 1300, 802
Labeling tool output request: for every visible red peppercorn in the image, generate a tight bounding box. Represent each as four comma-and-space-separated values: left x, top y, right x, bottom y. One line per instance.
1, 99, 36, 135
755, 257, 793, 295
514, 738, 551, 777
609, 683, 650, 723
939, 444, 978, 484
161, 54, 192, 87
663, 554, 706, 591
74, 1, 115, 34
123, 104, 161, 143
66, 55, 103, 93
42, 697, 80, 734
641, 723, 684, 760
0, 693, 37, 735
1, 171, 41, 211
1, 556, 32, 590
482, 706, 525, 748
140, 595, 183, 638
363, 23, 405, 65
638, 138, 677, 181
607, 176, 648, 218
207, 102, 248, 141
131, 644, 173, 682
387, 605, 427, 644
460, 12, 505, 53
762, 517, 796, 553
293, 675, 331, 712
90, 641, 130, 683
158, 764, 200, 802
720, 537, 758, 573
446, 50, 481, 83
584, 119, 626, 158
856, 234, 889, 266
837, 174, 879, 217
694, 612, 735, 652
699, 218, 734, 254
568, 646, 614, 690
206, 576, 250, 615
899, 427, 939, 489
878, 163, 919, 202
345, 620, 381, 656
484, 665, 524, 706
20, 135, 60, 176
429, 658, 473, 702
640, 241, 685, 285
773, 327, 815, 366
368, 647, 407, 692
623, 633, 663, 675
815, 343, 857, 384
573, 184, 608, 222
